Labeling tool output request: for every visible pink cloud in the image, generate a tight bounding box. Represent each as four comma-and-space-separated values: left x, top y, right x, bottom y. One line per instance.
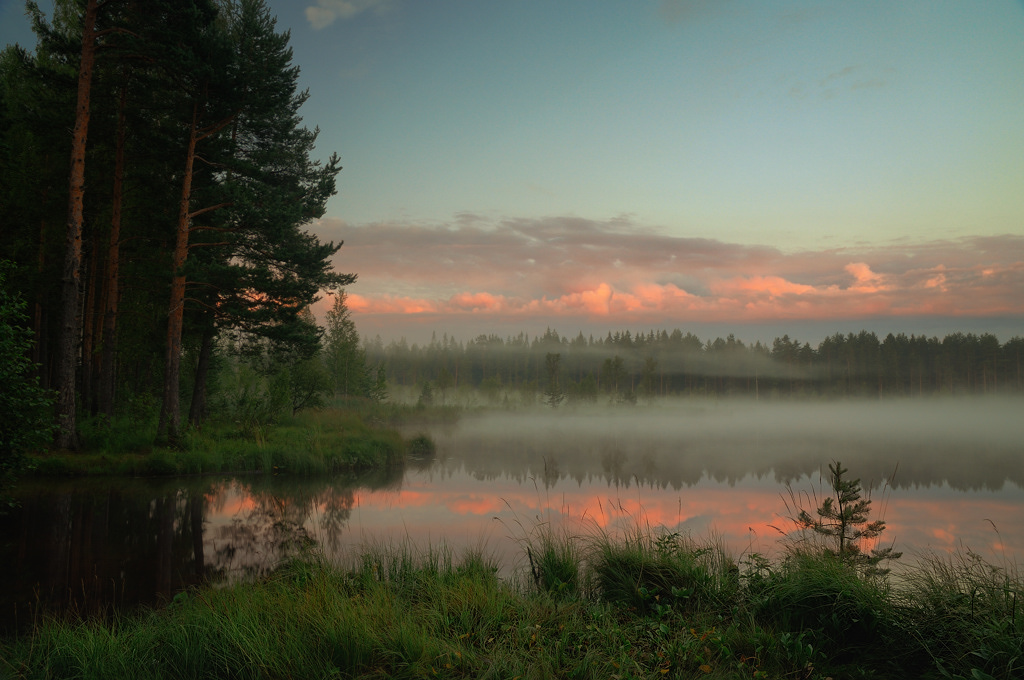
450, 291, 509, 313
312, 216, 1024, 330
713, 275, 820, 298
550, 283, 615, 315
844, 262, 888, 293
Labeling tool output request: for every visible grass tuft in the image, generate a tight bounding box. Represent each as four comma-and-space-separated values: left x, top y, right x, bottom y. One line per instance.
899, 549, 1024, 679
590, 524, 736, 614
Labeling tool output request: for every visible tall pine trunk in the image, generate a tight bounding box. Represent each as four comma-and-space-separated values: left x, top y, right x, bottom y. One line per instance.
81, 239, 100, 415
188, 323, 215, 427
98, 79, 127, 417
56, 0, 101, 450
157, 103, 200, 444
33, 206, 49, 387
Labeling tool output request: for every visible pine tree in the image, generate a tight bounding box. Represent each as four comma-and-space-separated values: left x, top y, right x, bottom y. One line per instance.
50, 0, 100, 449
156, 0, 348, 441
544, 352, 565, 408
323, 291, 370, 399
797, 461, 902, 576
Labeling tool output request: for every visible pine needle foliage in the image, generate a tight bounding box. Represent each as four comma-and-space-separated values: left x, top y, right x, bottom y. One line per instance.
795, 460, 902, 576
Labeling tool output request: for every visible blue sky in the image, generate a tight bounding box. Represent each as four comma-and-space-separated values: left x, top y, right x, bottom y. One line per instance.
3, 0, 1023, 342
283, 0, 1024, 245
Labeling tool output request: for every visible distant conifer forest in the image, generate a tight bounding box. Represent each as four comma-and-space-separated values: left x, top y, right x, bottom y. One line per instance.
366, 327, 1024, 401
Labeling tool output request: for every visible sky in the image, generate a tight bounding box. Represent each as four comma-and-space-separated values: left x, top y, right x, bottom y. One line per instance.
3, 0, 1023, 344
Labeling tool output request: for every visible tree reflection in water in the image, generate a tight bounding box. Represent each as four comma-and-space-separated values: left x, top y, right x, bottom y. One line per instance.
3, 400, 1021, 635
205, 466, 402, 578
0, 466, 403, 635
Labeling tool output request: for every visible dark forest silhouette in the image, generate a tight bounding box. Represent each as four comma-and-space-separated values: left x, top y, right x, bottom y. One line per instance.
369, 327, 1024, 400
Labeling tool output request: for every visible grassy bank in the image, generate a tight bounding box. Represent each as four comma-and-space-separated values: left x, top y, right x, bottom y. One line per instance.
2, 522, 1020, 680
26, 404, 437, 477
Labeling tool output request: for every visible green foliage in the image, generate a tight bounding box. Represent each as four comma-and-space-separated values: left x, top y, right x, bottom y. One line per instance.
2, 0, 353, 446
639, 355, 658, 398
406, 434, 436, 459
370, 362, 388, 402
3, 486, 1023, 680
26, 407, 412, 477
525, 527, 580, 599
749, 550, 892, 654
323, 291, 381, 402
415, 381, 434, 408
368, 326, 1024, 401
216, 360, 287, 435
574, 371, 598, 403
76, 414, 157, 453
479, 374, 502, 403
600, 354, 626, 396
285, 355, 332, 415
542, 352, 565, 408
0, 263, 54, 503
590, 528, 735, 614
434, 367, 452, 405
901, 550, 1024, 680
795, 460, 902, 576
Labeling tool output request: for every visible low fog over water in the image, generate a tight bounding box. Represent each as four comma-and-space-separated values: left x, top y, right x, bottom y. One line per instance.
3, 397, 1021, 634
430, 396, 1024, 492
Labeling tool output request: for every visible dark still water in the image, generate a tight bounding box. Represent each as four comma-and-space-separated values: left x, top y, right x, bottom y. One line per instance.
3, 398, 1022, 634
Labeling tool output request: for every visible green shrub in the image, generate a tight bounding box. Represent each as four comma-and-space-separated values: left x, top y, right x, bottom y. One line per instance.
752, 549, 892, 660
139, 450, 179, 476
590, 528, 733, 613
0, 263, 54, 503
407, 434, 436, 458
790, 460, 902, 577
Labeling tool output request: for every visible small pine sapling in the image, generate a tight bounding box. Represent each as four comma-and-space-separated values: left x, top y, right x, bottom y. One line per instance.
797, 460, 902, 576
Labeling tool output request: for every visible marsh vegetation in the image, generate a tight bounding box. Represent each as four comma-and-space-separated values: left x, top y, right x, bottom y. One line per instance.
3, 395, 1023, 679
2, 469, 1021, 680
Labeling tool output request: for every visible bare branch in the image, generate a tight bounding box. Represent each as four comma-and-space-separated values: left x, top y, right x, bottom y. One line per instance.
188, 202, 232, 220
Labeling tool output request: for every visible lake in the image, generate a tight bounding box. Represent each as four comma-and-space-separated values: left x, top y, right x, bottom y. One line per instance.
3, 397, 1022, 634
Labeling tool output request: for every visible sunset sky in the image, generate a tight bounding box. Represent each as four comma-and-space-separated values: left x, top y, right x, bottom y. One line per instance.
3, 0, 1023, 344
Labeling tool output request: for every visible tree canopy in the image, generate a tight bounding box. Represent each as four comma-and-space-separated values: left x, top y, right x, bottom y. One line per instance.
0, 0, 352, 446
0, 262, 54, 503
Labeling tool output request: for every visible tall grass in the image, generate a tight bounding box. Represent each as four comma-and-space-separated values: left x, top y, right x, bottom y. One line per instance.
899, 549, 1023, 679
3, 525, 1022, 680
589, 525, 737, 614
2, 543, 619, 680
745, 548, 895, 670
5, 478, 1023, 680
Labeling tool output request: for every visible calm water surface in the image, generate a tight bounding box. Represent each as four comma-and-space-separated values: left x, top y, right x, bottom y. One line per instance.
3, 398, 1022, 633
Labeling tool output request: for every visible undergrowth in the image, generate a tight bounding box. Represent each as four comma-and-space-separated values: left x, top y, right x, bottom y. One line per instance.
2, 522, 1021, 679
28, 407, 430, 477
4, 460, 1021, 680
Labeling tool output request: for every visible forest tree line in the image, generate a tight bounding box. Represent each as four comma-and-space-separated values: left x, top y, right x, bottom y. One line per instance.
1, 0, 1021, 474
367, 327, 1024, 403
0, 0, 365, 450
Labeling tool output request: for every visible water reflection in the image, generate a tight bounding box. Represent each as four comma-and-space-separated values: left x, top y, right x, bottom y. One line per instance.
0, 468, 403, 635
2, 399, 1022, 635
429, 400, 1024, 493
1, 477, 207, 633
